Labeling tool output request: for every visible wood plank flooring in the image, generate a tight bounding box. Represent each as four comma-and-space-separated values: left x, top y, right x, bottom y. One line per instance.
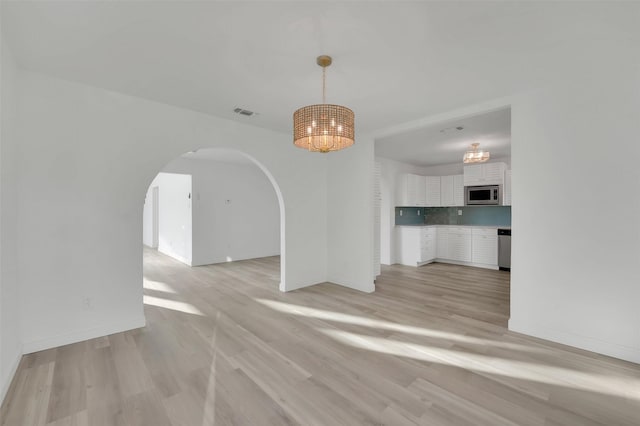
2, 249, 640, 425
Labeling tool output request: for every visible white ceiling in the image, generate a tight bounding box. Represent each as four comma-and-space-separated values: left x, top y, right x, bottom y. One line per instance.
2, 1, 638, 139
376, 108, 510, 167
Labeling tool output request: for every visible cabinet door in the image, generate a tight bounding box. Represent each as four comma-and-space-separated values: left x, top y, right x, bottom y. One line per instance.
448, 227, 472, 262
471, 228, 498, 265
464, 163, 506, 186
406, 174, 424, 206
482, 163, 506, 185
463, 164, 483, 186
425, 176, 441, 207
437, 227, 448, 259
403, 174, 424, 206
397, 227, 420, 266
420, 227, 436, 262
503, 169, 512, 206
440, 175, 454, 207
407, 174, 419, 206
398, 174, 410, 206
453, 174, 465, 206
414, 175, 426, 206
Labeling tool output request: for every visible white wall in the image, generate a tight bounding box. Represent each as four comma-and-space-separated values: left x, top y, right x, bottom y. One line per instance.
15, 71, 367, 354
376, 61, 640, 363
509, 73, 640, 363
156, 156, 280, 266
150, 172, 193, 265
0, 35, 22, 403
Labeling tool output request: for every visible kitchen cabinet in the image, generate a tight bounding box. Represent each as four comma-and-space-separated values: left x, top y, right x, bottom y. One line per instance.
397, 226, 436, 266
471, 228, 498, 265
463, 162, 507, 186
399, 174, 426, 206
399, 173, 463, 207
436, 227, 449, 258
447, 227, 472, 262
425, 176, 441, 207
420, 227, 437, 262
440, 175, 464, 207
397, 225, 500, 269
503, 169, 512, 206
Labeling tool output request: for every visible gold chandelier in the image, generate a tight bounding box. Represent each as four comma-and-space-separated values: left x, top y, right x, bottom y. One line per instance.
293, 55, 355, 153
463, 143, 490, 164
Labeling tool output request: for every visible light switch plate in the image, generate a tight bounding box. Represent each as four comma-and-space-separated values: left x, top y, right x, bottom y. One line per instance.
458, 210, 463, 216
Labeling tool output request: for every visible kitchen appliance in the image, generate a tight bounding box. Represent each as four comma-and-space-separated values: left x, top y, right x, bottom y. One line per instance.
498, 228, 511, 271
465, 185, 502, 205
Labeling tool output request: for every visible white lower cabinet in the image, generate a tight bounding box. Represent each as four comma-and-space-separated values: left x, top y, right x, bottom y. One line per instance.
436, 227, 448, 259
397, 226, 436, 266
471, 228, 498, 265
397, 225, 499, 269
447, 227, 472, 262
420, 227, 437, 262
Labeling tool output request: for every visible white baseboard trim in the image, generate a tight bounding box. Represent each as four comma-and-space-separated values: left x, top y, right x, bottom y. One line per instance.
509, 317, 640, 364
327, 276, 376, 293
282, 276, 326, 292
1, 346, 23, 406
22, 316, 147, 355
157, 247, 191, 266
417, 258, 499, 270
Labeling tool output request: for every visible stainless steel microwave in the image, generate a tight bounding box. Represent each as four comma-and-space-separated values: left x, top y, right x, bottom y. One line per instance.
465, 185, 502, 205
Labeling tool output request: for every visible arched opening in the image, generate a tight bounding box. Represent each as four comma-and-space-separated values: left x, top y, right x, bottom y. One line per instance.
142, 148, 286, 300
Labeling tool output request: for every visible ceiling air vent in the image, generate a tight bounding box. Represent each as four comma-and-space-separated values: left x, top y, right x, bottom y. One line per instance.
439, 125, 464, 134
233, 107, 257, 117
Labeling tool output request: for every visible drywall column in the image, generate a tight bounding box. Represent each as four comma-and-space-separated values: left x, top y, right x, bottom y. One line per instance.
326, 135, 375, 292
0, 36, 22, 402
509, 71, 640, 363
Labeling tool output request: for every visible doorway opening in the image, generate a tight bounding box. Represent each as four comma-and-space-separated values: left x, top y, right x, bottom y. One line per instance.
374, 106, 512, 325
142, 148, 285, 295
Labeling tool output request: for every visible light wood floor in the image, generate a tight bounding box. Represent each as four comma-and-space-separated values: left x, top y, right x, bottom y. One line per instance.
2, 249, 640, 425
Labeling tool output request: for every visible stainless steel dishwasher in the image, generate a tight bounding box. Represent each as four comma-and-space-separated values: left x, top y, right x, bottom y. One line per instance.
498, 228, 511, 271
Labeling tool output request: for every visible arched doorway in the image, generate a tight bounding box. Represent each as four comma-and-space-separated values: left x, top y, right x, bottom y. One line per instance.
142, 147, 286, 291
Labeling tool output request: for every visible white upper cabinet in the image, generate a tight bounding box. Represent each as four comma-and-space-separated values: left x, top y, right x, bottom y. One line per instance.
464, 162, 507, 186
440, 175, 464, 207
503, 169, 512, 206
440, 176, 454, 206
425, 176, 441, 207
453, 175, 465, 206
399, 174, 426, 206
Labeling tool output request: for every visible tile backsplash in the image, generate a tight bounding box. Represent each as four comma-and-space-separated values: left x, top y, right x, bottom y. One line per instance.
395, 206, 511, 226
395, 207, 427, 225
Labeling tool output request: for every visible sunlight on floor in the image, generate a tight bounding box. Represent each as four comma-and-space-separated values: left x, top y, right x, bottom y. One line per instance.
320, 328, 640, 401
143, 278, 177, 294
143, 295, 204, 316
255, 298, 545, 354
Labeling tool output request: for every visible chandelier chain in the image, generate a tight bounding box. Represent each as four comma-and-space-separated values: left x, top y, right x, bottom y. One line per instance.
322, 66, 326, 104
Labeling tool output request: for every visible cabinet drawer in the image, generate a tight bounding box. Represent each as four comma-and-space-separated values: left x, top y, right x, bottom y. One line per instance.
472, 228, 497, 237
